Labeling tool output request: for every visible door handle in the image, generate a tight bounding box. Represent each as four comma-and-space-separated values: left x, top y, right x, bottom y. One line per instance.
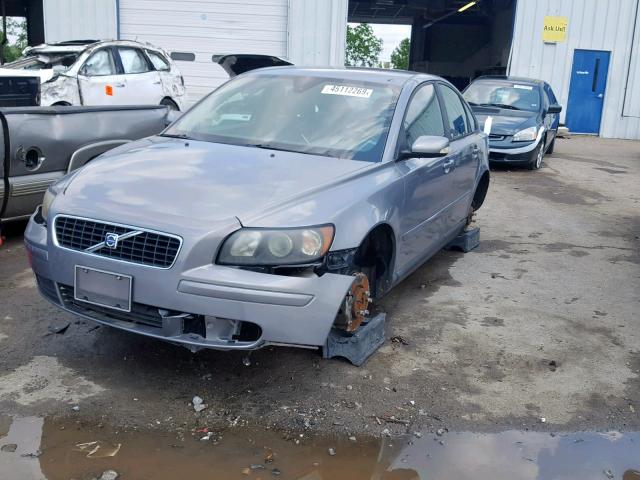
153, 80, 162, 85
114, 82, 125, 88
597, 93, 603, 98
443, 159, 455, 174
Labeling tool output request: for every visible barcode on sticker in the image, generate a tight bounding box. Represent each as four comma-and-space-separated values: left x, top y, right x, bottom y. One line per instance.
321, 85, 373, 98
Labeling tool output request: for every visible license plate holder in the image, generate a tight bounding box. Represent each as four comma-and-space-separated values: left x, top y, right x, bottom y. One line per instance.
74, 266, 132, 312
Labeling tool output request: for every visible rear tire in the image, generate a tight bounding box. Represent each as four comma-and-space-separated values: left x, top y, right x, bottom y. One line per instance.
528, 142, 544, 170
160, 98, 180, 111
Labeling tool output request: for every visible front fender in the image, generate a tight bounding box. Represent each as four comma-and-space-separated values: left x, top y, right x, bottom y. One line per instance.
240, 162, 405, 251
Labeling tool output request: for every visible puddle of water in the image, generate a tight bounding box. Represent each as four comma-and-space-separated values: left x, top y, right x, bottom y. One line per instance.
0, 416, 639, 480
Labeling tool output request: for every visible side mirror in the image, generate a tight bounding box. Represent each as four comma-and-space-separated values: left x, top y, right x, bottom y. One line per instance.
399, 135, 450, 160
548, 104, 562, 114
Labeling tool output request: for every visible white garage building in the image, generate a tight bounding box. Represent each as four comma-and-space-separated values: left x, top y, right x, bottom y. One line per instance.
41, 0, 348, 104
15, 0, 640, 139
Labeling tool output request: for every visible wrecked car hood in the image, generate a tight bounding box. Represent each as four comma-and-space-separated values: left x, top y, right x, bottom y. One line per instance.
472, 108, 539, 136
0, 67, 54, 83
58, 137, 371, 228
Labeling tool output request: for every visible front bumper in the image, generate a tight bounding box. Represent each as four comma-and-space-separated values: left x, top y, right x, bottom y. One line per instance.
24, 215, 354, 351
488, 129, 543, 164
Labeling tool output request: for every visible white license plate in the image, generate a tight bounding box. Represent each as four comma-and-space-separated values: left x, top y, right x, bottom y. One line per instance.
74, 266, 132, 312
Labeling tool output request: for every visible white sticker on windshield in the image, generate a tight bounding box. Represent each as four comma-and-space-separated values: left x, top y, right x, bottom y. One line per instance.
513, 84, 533, 90
321, 85, 373, 98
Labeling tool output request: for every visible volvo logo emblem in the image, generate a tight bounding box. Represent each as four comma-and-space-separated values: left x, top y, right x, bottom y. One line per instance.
105, 233, 119, 249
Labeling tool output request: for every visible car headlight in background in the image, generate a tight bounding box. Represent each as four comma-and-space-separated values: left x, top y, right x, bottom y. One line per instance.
40, 172, 78, 220
41, 188, 56, 220
217, 226, 334, 266
512, 126, 539, 142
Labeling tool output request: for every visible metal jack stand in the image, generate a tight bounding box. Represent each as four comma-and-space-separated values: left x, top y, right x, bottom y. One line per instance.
446, 226, 480, 253
323, 313, 386, 366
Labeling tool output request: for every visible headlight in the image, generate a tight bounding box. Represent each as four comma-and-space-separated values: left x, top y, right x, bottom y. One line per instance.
217, 225, 334, 266
41, 188, 56, 220
512, 126, 538, 142
40, 172, 78, 220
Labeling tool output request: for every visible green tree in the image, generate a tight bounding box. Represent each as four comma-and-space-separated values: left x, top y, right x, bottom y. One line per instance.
390, 38, 410, 70
346, 24, 383, 67
1, 17, 28, 64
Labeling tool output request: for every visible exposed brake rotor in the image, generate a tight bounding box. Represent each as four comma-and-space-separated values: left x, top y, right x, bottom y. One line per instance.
337, 272, 371, 332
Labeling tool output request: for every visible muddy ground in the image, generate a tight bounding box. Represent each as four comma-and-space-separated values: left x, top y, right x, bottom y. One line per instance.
0, 136, 638, 440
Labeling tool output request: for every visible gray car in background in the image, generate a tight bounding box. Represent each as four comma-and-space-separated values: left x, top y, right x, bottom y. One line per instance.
24, 67, 490, 352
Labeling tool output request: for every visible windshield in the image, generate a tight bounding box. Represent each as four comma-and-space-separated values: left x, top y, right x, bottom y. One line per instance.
164, 74, 401, 162
5, 52, 79, 72
463, 80, 541, 112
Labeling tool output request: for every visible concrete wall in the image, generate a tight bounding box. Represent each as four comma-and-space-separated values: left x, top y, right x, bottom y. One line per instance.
509, 0, 640, 140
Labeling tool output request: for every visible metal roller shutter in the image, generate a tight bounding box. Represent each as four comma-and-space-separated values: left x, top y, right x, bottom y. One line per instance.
118, 0, 289, 104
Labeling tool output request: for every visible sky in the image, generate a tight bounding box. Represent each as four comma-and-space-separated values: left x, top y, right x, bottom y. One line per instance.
349, 23, 412, 62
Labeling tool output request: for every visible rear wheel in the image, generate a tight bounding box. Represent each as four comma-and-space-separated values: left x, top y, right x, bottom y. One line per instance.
160, 98, 180, 111
528, 142, 544, 170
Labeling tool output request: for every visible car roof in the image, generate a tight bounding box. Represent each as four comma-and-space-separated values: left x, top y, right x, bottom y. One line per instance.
472, 75, 545, 87
248, 66, 439, 87
24, 39, 165, 56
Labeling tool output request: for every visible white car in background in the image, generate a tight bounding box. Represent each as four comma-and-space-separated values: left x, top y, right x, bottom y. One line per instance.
0, 39, 187, 110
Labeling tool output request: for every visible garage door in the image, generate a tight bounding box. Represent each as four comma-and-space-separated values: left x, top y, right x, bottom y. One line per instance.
119, 0, 288, 105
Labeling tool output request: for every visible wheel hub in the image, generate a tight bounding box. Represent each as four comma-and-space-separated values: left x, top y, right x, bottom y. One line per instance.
337, 273, 371, 332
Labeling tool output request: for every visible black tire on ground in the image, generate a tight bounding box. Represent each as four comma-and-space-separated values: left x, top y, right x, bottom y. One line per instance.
160, 98, 180, 111
528, 142, 544, 170
546, 137, 555, 155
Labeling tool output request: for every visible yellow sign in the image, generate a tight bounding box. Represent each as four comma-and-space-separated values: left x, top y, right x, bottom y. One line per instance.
542, 16, 568, 42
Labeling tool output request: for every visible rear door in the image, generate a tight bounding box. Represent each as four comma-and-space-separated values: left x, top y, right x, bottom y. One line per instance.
77, 48, 122, 105
114, 47, 164, 105
437, 83, 479, 230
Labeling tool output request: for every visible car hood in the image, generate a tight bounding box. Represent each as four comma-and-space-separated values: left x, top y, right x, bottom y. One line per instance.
471, 107, 540, 135
58, 137, 372, 230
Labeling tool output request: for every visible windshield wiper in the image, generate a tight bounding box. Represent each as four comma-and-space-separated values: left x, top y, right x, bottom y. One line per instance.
480, 103, 521, 111
243, 143, 309, 155
160, 133, 193, 140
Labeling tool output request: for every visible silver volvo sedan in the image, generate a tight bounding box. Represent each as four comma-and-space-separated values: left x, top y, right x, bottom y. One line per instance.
24, 67, 490, 352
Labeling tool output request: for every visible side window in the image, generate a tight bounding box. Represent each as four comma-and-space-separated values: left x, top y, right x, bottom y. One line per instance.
463, 101, 477, 131
118, 48, 151, 74
439, 84, 472, 139
403, 83, 445, 146
546, 84, 558, 104
82, 49, 116, 76
147, 50, 170, 71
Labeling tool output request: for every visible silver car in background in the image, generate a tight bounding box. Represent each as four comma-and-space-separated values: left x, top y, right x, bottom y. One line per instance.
25, 67, 490, 352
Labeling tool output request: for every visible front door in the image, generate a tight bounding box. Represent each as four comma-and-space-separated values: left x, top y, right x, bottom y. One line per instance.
566, 49, 610, 134
397, 83, 453, 274
77, 48, 123, 106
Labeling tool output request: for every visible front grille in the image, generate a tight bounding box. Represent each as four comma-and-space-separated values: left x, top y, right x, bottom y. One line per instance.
59, 284, 164, 328
36, 274, 60, 305
54, 216, 181, 268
